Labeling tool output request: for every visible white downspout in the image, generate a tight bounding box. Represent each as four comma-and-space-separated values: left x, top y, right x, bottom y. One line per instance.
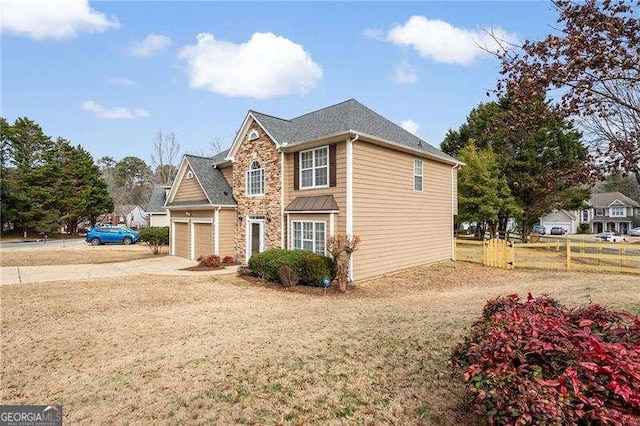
346, 134, 359, 281
451, 164, 460, 260
214, 206, 221, 256
280, 151, 285, 248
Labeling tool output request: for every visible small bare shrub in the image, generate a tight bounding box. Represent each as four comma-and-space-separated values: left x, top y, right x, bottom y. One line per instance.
197, 254, 221, 268
326, 234, 361, 293
277, 265, 299, 288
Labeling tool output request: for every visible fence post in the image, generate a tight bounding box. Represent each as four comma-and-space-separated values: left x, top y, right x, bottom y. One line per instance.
566, 238, 571, 270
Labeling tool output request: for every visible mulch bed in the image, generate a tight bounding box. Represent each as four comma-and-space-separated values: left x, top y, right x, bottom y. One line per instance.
238, 275, 356, 296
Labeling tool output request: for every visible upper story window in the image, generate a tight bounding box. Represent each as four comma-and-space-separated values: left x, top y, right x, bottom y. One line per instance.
595, 208, 604, 216
581, 210, 589, 222
246, 160, 264, 196
300, 146, 328, 189
414, 159, 423, 191
610, 206, 625, 217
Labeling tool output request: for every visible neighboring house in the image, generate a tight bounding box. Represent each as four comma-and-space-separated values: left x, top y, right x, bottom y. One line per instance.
98, 205, 149, 229
586, 192, 639, 234
164, 99, 461, 281
118, 205, 148, 229
147, 185, 171, 227
540, 209, 580, 234
97, 212, 119, 227
540, 191, 640, 234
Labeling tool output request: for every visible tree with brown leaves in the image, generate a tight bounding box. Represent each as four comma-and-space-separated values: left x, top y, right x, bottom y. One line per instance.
498, 0, 640, 182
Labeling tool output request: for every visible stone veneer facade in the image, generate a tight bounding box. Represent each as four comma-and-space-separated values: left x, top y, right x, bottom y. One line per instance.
232, 120, 282, 263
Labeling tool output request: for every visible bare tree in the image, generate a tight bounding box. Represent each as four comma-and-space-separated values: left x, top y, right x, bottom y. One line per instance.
151, 129, 181, 184
495, 0, 640, 183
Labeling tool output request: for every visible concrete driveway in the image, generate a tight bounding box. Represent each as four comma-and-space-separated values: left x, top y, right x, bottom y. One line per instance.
0, 256, 239, 285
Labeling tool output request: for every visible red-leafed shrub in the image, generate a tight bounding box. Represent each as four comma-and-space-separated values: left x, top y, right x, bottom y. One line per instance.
450, 294, 640, 425
221, 255, 235, 265
197, 254, 221, 268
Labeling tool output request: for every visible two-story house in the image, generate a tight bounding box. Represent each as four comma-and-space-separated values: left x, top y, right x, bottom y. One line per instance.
540, 191, 639, 234
163, 99, 461, 281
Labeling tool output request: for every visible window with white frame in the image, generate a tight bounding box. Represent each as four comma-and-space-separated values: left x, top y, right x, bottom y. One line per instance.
595, 208, 604, 216
414, 159, 423, 191
246, 160, 264, 196
581, 210, 589, 222
292, 221, 326, 255
300, 146, 328, 189
610, 206, 625, 217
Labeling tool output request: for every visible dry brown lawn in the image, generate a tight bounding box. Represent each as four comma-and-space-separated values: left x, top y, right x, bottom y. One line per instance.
2, 262, 639, 424
0, 244, 165, 267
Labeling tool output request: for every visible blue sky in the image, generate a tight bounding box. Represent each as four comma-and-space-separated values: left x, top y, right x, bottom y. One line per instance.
1, 1, 558, 165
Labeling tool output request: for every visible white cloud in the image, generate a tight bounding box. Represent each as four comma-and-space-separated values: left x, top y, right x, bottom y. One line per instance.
107, 77, 134, 86
392, 60, 418, 84
178, 32, 323, 99
127, 34, 172, 57
81, 100, 149, 119
366, 16, 518, 65
401, 119, 420, 135
1, 0, 119, 40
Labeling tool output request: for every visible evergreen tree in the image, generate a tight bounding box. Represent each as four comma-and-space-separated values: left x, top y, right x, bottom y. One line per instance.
457, 141, 521, 238
443, 99, 592, 236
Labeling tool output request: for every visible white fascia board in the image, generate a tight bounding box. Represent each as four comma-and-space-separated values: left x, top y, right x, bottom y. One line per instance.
226, 112, 280, 161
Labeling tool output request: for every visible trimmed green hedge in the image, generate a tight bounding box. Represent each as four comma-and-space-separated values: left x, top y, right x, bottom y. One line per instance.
248, 248, 335, 286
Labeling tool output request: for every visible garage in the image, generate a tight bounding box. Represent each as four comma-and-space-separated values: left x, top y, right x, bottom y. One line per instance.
192, 222, 213, 259
174, 222, 189, 258
541, 221, 571, 234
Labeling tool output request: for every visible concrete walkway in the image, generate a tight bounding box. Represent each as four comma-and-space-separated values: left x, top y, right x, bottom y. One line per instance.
0, 256, 239, 285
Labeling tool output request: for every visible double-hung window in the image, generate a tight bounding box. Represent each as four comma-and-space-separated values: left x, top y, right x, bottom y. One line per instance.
300, 146, 328, 189
610, 206, 625, 217
247, 160, 264, 196
292, 221, 326, 255
414, 159, 423, 191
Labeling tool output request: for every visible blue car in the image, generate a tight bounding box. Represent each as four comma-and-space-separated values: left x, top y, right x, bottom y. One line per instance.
86, 227, 140, 246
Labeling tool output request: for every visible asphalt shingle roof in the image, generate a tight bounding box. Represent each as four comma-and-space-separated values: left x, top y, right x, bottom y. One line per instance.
589, 192, 639, 207
250, 99, 456, 163
167, 152, 236, 207
147, 185, 168, 213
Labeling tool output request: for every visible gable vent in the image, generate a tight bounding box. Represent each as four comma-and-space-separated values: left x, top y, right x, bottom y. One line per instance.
186, 171, 194, 179
247, 129, 259, 141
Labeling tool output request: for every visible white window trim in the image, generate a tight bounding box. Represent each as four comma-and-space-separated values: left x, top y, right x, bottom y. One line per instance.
299, 146, 329, 190
610, 206, 625, 217
595, 208, 604, 216
246, 217, 265, 259
413, 158, 423, 192
246, 160, 265, 197
247, 129, 259, 141
290, 220, 326, 256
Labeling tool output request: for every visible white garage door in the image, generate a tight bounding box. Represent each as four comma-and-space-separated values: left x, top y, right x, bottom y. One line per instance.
541, 222, 571, 234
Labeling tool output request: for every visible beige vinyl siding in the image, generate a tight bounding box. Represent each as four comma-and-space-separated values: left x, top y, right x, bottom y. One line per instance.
220, 165, 233, 186
188, 211, 215, 219
353, 141, 454, 281
174, 166, 208, 202
174, 222, 189, 258
283, 141, 346, 235
193, 223, 213, 259
219, 209, 235, 257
